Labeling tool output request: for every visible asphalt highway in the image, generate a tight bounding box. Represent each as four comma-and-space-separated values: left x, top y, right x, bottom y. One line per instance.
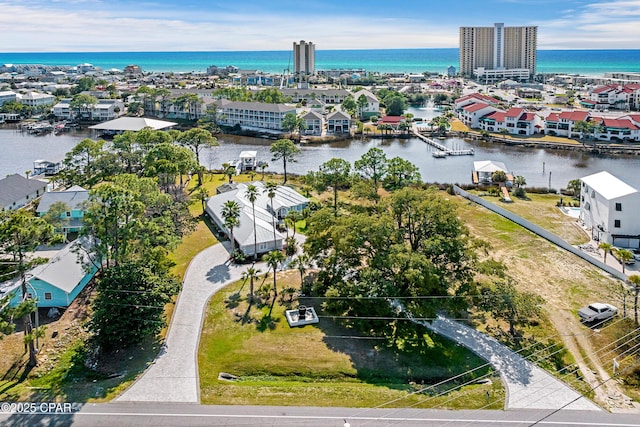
2, 403, 640, 427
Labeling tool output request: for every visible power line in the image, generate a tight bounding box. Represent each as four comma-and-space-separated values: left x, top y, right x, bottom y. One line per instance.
349, 316, 634, 425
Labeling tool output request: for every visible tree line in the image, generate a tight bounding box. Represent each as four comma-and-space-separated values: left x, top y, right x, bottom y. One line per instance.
1, 127, 219, 364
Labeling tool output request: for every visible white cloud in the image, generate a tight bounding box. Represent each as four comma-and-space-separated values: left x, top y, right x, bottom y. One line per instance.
2, 0, 639, 51
0, 2, 459, 51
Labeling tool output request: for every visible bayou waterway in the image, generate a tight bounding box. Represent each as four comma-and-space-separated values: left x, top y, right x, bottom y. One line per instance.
2, 122, 639, 189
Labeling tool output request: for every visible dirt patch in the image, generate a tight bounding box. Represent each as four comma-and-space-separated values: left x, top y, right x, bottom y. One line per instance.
456, 196, 639, 413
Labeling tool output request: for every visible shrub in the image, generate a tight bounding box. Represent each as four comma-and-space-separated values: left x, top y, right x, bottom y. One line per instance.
513, 187, 526, 198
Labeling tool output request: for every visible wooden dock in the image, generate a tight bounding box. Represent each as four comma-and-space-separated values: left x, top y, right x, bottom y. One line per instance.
500, 184, 512, 202
413, 129, 474, 157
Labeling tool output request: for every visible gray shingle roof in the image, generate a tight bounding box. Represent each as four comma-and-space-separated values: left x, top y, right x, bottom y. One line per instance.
36, 187, 89, 213
0, 174, 47, 207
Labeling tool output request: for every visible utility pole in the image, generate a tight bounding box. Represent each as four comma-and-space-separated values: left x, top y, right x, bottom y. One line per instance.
21, 272, 38, 367
549, 171, 552, 190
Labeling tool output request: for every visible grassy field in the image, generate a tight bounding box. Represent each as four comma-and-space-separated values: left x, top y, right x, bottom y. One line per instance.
198, 270, 504, 409
469, 191, 589, 245
197, 184, 635, 408
450, 192, 636, 399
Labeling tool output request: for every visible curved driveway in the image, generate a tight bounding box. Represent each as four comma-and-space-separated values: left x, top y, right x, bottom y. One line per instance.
117, 242, 266, 403
118, 236, 601, 410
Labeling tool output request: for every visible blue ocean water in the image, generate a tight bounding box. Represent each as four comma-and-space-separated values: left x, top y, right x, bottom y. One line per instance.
1, 49, 639, 76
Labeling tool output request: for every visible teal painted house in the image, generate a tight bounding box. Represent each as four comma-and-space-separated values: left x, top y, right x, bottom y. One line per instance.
7, 239, 97, 308
36, 186, 89, 233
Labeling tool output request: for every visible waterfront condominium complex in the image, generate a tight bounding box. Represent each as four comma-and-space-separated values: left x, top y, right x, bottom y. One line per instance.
293, 40, 315, 76
459, 23, 537, 82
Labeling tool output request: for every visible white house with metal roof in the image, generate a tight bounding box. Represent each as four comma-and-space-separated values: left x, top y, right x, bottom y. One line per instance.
580, 171, 640, 247
205, 182, 308, 256
250, 181, 309, 222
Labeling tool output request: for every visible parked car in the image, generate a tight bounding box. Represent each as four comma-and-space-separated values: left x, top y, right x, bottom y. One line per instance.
578, 303, 618, 323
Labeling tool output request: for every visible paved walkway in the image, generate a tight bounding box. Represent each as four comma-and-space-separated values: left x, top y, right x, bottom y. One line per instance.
117, 242, 266, 403
428, 316, 601, 411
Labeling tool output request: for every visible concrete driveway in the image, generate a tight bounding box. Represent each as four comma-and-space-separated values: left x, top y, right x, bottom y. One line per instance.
117, 234, 306, 403
117, 242, 267, 403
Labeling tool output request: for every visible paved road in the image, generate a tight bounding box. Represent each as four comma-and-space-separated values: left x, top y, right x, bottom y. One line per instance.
3, 403, 640, 427
117, 242, 268, 403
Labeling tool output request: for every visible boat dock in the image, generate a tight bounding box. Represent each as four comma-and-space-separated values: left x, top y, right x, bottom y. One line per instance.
20, 122, 54, 135
413, 129, 474, 157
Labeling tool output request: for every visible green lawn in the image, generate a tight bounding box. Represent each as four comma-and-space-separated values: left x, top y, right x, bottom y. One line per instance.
469, 191, 589, 245
198, 271, 503, 409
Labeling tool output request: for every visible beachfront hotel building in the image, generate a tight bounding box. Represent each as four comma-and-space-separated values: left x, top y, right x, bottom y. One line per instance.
459, 23, 537, 83
293, 40, 315, 77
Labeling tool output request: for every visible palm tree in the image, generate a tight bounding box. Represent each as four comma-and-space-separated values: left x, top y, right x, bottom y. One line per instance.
598, 242, 613, 263
616, 248, 634, 274
260, 162, 268, 180
224, 165, 235, 183
242, 265, 261, 300
245, 184, 259, 260
221, 200, 241, 252
628, 275, 640, 326
285, 210, 301, 238
262, 250, 285, 302
292, 253, 310, 285
264, 181, 278, 248
514, 175, 526, 188
491, 170, 508, 184
195, 186, 209, 212
285, 236, 298, 257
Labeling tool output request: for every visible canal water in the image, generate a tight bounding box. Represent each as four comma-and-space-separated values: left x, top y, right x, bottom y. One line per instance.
2, 122, 639, 189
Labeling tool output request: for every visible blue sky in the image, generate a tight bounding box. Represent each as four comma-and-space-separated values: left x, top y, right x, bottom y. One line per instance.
2, 0, 640, 51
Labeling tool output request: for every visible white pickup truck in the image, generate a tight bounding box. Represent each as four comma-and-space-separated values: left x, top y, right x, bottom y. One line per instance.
578, 303, 618, 322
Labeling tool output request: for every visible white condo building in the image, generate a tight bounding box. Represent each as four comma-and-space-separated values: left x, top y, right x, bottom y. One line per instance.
293, 40, 315, 76
459, 23, 537, 82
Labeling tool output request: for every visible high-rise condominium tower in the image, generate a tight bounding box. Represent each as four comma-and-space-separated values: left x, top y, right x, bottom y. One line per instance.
293, 40, 315, 76
459, 23, 537, 82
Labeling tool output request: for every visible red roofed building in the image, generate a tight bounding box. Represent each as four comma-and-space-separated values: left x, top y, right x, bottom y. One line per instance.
458, 102, 500, 128
544, 110, 590, 138
454, 93, 500, 110
588, 84, 640, 110
377, 115, 405, 131
592, 117, 640, 142
479, 107, 542, 136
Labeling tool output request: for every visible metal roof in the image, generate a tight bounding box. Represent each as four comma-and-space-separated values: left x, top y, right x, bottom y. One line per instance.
581, 171, 637, 200
473, 160, 507, 173
89, 117, 176, 131
29, 238, 95, 294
